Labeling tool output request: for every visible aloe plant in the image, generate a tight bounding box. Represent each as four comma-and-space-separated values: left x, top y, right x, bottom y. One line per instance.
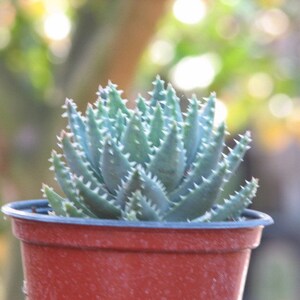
42, 75, 258, 222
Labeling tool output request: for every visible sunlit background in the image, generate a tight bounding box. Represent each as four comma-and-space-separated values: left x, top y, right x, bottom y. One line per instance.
1, 0, 300, 299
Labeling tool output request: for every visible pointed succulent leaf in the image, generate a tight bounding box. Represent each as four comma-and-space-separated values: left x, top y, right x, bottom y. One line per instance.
121, 112, 151, 165
139, 170, 170, 212
95, 99, 108, 122
65, 98, 90, 159
148, 103, 164, 147
51, 150, 97, 217
115, 169, 142, 209
224, 131, 252, 181
42, 184, 68, 217
113, 110, 127, 142
197, 93, 216, 152
107, 82, 130, 118
148, 123, 186, 192
76, 178, 122, 219
101, 137, 132, 194
94, 99, 119, 139
149, 75, 166, 107
96, 85, 109, 102
196, 178, 258, 222
169, 122, 226, 202
183, 95, 201, 167
163, 84, 183, 127
216, 131, 252, 204
86, 105, 104, 173
64, 202, 89, 218
136, 95, 148, 119
122, 209, 139, 221
124, 190, 162, 221
61, 131, 101, 187
199, 122, 225, 170
116, 169, 170, 212
165, 163, 227, 221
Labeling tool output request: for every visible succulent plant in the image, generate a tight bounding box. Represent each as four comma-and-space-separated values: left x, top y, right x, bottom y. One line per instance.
42, 75, 258, 222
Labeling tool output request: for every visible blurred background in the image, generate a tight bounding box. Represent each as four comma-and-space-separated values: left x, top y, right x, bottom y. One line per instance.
0, 0, 300, 299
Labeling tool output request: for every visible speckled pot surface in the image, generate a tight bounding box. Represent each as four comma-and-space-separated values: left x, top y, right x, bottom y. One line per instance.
2, 199, 273, 300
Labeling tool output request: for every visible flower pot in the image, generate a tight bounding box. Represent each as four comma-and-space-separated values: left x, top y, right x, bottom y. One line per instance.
2, 199, 273, 300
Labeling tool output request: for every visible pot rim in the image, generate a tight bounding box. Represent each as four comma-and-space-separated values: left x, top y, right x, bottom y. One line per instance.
2, 199, 273, 229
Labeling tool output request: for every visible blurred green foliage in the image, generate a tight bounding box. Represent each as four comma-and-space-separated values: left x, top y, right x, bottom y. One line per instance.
138, 0, 300, 147
1, 0, 300, 144
0, 1, 53, 99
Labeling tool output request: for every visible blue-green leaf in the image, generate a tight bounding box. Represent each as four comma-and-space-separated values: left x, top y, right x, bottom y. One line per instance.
107, 82, 130, 118
116, 168, 170, 212
123, 190, 162, 221
169, 122, 226, 202
76, 178, 122, 219
64, 98, 90, 159
196, 178, 258, 222
148, 123, 186, 192
136, 95, 149, 120
148, 104, 164, 147
113, 110, 128, 142
86, 104, 104, 173
139, 170, 170, 212
165, 163, 227, 221
96, 85, 109, 102
101, 137, 132, 194
149, 75, 166, 107
60, 131, 101, 187
42, 184, 68, 217
95, 98, 108, 121
215, 131, 252, 204
50, 150, 97, 217
121, 112, 151, 165
163, 84, 183, 128
224, 131, 252, 181
64, 202, 89, 218
183, 96, 201, 168
115, 169, 142, 209
197, 93, 216, 152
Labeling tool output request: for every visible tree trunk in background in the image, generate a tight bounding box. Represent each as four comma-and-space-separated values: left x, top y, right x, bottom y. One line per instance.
57, 0, 170, 107
1, 1, 170, 299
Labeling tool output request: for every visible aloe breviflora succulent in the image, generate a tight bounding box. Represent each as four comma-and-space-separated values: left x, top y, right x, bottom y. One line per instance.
42, 76, 258, 222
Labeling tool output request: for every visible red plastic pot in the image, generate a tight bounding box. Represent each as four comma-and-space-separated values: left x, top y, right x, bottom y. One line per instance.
2, 199, 273, 300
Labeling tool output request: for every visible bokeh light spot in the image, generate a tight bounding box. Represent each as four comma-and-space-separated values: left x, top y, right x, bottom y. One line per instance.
269, 94, 293, 118
170, 53, 221, 91
247, 72, 273, 99
149, 39, 175, 65
173, 0, 206, 25
255, 8, 289, 42
44, 12, 71, 41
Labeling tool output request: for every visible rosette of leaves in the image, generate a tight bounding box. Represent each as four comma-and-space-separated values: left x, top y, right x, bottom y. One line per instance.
42, 76, 258, 222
